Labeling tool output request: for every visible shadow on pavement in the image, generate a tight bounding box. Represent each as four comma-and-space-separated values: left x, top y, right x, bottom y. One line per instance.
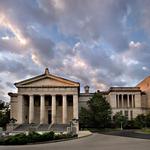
96, 130, 150, 140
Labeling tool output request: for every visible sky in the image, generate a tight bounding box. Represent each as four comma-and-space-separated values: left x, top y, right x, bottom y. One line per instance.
0, 0, 150, 101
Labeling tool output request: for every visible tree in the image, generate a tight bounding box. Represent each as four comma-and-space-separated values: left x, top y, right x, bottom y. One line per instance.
79, 92, 112, 128
79, 107, 92, 128
113, 112, 128, 130
134, 114, 146, 128
145, 113, 150, 127
0, 101, 10, 130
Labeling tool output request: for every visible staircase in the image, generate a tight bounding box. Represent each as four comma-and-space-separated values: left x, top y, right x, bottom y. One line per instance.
50, 124, 69, 132
13, 123, 70, 132
14, 123, 38, 131
38, 124, 50, 131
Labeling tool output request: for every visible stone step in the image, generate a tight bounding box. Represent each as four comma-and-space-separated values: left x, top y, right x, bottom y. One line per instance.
50, 124, 69, 132
38, 124, 50, 131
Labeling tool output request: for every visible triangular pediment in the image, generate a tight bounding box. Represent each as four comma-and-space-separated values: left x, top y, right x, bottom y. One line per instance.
15, 69, 79, 88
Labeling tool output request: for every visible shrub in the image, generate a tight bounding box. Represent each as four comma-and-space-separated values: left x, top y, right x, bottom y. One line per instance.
0, 131, 76, 145
124, 120, 136, 129
134, 114, 146, 129
27, 132, 41, 143
41, 131, 55, 141
54, 133, 77, 140
4, 133, 28, 145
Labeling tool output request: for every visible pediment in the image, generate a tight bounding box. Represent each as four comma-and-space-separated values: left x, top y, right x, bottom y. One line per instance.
15, 71, 79, 88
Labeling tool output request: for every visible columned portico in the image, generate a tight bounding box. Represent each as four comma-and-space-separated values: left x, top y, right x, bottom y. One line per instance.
9, 68, 80, 131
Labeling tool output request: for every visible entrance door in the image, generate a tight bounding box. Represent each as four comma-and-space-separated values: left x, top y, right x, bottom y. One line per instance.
48, 110, 51, 124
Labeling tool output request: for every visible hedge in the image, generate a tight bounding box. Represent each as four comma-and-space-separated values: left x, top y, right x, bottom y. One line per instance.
0, 131, 77, 145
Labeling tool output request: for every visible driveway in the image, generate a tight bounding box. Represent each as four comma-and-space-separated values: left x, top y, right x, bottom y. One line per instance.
104, 130, 150, 139
0, 133, 150, 150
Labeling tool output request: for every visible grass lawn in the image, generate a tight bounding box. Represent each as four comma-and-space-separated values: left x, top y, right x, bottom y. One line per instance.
141, 128, 150, 134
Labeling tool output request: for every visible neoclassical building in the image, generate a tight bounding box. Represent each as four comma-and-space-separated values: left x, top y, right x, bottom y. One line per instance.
8, 68, 150, 130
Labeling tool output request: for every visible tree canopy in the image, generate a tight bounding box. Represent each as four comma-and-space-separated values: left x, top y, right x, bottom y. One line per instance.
79, 92, 112, 128
0, 101, 10, 130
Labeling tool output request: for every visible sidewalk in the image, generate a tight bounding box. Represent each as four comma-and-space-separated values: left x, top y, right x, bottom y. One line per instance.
78, 131, 92, 138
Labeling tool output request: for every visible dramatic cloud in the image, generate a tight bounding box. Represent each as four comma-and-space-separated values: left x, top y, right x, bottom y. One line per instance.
0, 0, 150, 101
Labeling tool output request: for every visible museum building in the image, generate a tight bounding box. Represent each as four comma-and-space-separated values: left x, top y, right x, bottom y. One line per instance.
8, 68, 150, 131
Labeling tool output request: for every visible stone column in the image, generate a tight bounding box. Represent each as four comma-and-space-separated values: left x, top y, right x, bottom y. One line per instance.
51, 95, 56, 124
121, 94, 123, 108
62, 95, 67, 124
73, 94, 79, 119
40, 95, 45, 124
73, 94, 79, 133
18, 95, 24, 124
116, 95, 118, 108
132, 94, 135, 108
29, 95, 34, 124
127, 94, 130, 108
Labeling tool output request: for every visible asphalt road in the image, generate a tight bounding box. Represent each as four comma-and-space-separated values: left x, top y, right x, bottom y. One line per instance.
0, 133, 150, 150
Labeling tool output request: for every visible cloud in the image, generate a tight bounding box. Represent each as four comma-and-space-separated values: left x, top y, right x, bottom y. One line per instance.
0, 0, 150, 101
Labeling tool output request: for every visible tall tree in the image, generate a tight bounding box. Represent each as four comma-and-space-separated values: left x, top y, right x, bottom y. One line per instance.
79, 92, 112, 128
0, 101, 10, 130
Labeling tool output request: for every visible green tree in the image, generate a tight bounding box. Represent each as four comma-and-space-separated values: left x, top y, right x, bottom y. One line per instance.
134, 114, 146, 128
79, 92, 112, 128
0, 101, 10, 130
79, 107, 92, 128
113, 112, 128, 130
146, 113, 150, 127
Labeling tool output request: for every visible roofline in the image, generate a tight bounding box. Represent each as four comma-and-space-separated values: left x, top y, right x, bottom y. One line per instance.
15, 73, 80, 87
136, 76, 150, 87
108, 86, 141, 93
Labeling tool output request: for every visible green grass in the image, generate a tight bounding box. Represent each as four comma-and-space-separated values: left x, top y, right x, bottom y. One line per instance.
141, 128, 150, 134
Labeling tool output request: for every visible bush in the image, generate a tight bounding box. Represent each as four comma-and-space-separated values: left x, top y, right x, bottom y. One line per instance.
0, 131, 76, 145
27, 132, 41, 143
54, 133, 77, 140
124, 120, 137, 129
3, 133, 28, 145
41, 131, 55, 141
134, 114, 146, 129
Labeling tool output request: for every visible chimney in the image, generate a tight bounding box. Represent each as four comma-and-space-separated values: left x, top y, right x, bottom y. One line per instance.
84, 85, 90, 94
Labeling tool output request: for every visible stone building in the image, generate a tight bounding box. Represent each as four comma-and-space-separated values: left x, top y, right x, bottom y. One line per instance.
8, 68, 150, 130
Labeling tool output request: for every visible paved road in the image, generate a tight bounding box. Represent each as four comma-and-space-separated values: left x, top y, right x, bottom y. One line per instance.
104, 130, 150, 139
0, 133, 150, 150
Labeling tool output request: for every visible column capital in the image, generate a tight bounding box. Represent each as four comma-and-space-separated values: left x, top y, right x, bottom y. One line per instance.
40, 95, 45, 98
28, 94, 34, 97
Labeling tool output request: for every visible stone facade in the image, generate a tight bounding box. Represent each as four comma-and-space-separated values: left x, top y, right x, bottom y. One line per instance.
9, 68, 79, 125
8, 69, 150, 126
